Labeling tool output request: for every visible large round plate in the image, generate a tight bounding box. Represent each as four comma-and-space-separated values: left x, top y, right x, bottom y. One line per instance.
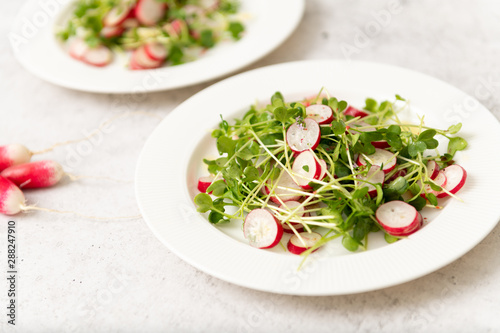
9, 0, 304, 93
136, 60, 500, 295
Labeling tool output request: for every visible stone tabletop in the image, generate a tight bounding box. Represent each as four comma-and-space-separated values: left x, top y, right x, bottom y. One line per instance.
1, 0, 500, 332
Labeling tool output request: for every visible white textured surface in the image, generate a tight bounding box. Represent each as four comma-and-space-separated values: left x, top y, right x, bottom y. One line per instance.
1, 0, 500, 332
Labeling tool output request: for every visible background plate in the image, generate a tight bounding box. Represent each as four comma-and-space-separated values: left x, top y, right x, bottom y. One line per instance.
10, 0, 304, 93
136, 60, 500, 295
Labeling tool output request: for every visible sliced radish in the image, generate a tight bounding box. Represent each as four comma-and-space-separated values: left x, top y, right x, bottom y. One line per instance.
287, 232, 322, 255
129, 56, 147, 70
388, 168, 407, 182
318, 159, 327, 180
81, 45, 112, 67
132, 46, 163, 69
243, 209, 283, 249
371, 140, 390, 149
426, 160, 440, 180
436, 165, 467, 198
306, 104, 333, 124
265, 171, 302, 204
357, 148, 397, 174
358, 165, 385, 198
286, 118, 321, 153
278, 200, 306, 218
344, 105, 369, 118
101, 26, 125, 38
135, 0, 166, 26
283, 222, 304, 234
420, 171, 447, 197
144, 42, 168, 61
122, 18, 139, 28
348, 121, 388, 147
291, 151, 321, 189
68, 38, 89, 60
376, 200, 419, 237
0, 160, 64, 189
0, 176, 25, 215
197, 175, 214, 193
103, 4, 133, 27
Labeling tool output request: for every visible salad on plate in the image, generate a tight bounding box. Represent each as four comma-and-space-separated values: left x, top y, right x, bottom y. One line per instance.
194, 90, 468, 261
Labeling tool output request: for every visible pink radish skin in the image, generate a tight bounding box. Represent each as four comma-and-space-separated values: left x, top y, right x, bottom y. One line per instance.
287, 232, 322, 255
265, 171, 302, 204
436, 165, 467, 198
68, 38, 89, 60
101, 26, 125, 38
283, 222, 304, 234
357, 148, 397, 174
376, 200, 419, 237
0, 160, 64, 189
344, 106, 369, 118
306, 105, 334, 124
389, 168, 407, 182
81, 45, 112, 67
135, 0, 166, 26
426, 160, 440, 180
286, 118, 321, 153
420, 171, 447, 198
244, 209, 283, 249
103, 4, 133, 27
144, 42, 168, 61
0, 144, 32, 171
292, 151, 321, 189
358, 165, 385, 198
371, 140, 390, 149
197, 176, 214, 193
132, 46, 163, 69
0, 177, 25, 215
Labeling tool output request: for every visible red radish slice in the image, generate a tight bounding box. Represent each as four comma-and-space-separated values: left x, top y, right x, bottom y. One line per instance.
286, 118, 321, 153
306, 105, 334, 124
388, 168, 407, 182
135, 0, 166, 26
436, 165, 467, 198
265, 171, 302, 204
0, 176, 25, 215
0, 144, 31, 171
371, 140, 390, 149
344, 105, 369, 118
357, 148, 397, 174
244, 209, 283, 249
358, 165, 385, 198
132, 46, 163, 69
144, 42, 168, 61
376, 200, 419, 237
278, 200, 306, 218
0, 160, 64, 189
101, 26, 125, 38
283, 222, 304, 234
122, 18, 139, 28
103, 4, 133, 27
81, 45, 112, 67
130, 56, 147, 70
197, 175, 214, 193
426, 160, 440, 180
68, 38, 88, 60
348, 121, 389, 147
287, 232, 322, 255
292, 151, 321, 189
318, 159, 327, 180
420, 171, 447, 198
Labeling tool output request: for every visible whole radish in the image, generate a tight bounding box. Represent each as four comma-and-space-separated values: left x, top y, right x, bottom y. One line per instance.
0, 176, 25, 215
0, 144, 32, 171
0, 160, 64, 189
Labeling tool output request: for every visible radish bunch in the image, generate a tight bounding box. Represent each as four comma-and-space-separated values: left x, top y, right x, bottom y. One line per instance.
194, 91, 469, 260
58, 0, 246, 69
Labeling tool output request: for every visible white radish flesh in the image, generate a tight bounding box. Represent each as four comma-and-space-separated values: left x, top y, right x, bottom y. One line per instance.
344, 105, 368, 118
0, 176, 25, 215
288, 232, 322, 255
135, 0, 166, 26
376, 200, 419, 236
144, 42, 168, 61
420, 171, 447, 197
103, 4, 132, 27
436, 165, 467, 198
132, 46, 162, 69
81, 45, 112, 67
122, 18, 139, 29
358, 165, 385, 198
266, 171, 302, 204
357, 148, 397, 174
306, 105, 334, 124
0, 160, 64, 189
318, 159, 327, 180
197, 175, 214, 193
426, 160, 440, 180
283, 222, 304, 234
292, 151, 321, 189
0, 144, 32, 171
278, 200, 306, 218
101, 26, 125, 38
244, 209, 283, 249
68, 38, 89, 60
286, 118, 321, 153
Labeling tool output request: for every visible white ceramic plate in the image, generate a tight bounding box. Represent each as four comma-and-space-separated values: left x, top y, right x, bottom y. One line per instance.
9, 0, 304, 93
135, 60, 500, 295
